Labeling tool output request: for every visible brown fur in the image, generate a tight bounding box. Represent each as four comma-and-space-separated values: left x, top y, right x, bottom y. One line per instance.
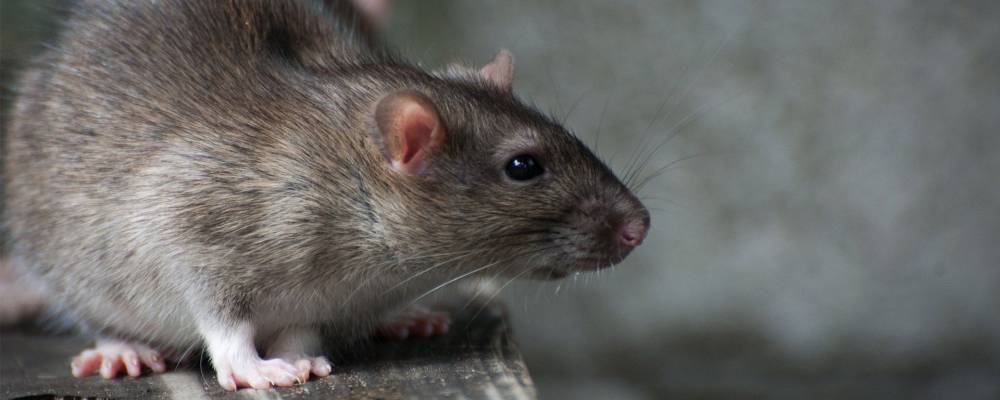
4, 0, 647, 357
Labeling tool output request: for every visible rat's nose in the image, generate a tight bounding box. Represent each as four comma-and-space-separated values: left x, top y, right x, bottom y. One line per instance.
616, 215, 649, 249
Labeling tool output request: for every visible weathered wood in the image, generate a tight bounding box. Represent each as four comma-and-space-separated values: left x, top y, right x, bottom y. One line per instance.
0, 301, 536, 400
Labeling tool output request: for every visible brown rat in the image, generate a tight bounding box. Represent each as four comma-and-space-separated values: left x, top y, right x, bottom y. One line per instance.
2, 0, 650, 391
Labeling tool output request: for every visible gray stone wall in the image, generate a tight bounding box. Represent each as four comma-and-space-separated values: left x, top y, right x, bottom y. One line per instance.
387, 1, 1000, 398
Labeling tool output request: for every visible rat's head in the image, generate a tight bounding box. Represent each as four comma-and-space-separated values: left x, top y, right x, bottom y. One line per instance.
369, 50, 649, 280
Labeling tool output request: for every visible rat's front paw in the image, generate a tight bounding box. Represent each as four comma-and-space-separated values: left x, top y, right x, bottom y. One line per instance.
377, 305, 451, 340
264, 326, 333, 384
270, 353, 333, 383
71, 338, 167, 378
214, 357, 303, 391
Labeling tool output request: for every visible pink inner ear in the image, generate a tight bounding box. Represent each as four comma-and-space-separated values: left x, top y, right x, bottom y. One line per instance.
374, 91, 445, 176
391, 99, 442, 175
400, 115, 433, 165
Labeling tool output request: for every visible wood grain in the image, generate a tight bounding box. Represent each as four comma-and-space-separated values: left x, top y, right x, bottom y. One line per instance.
0, 301, 536, 400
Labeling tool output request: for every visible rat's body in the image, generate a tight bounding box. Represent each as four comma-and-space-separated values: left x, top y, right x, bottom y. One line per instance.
4, 0, 649, 390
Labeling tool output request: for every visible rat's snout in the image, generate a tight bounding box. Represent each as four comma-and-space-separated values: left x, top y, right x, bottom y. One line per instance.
616, 214, 650, 250
613, 194, 651, 253
573, 193, 650, 268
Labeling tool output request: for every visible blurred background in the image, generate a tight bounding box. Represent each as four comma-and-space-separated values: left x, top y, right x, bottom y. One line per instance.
4, 1, 1000, 399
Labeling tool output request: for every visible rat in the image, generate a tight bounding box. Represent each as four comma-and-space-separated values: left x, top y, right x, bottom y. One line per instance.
2, 0, 650, 391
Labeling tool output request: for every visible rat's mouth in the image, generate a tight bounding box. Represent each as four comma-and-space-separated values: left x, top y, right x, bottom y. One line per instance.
524, 267, 571, 280
523, 254, 625, 280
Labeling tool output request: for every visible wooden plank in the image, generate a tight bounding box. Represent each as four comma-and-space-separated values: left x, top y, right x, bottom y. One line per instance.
0, 301, 536, 400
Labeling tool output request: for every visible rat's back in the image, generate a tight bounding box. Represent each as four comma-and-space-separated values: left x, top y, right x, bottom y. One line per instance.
3, 0, 385, 349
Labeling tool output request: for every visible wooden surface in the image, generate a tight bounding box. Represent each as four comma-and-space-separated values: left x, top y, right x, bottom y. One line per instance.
0, 302, 536, 400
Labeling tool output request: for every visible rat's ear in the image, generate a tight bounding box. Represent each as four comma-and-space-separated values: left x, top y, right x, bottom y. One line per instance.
373, 91, 446, 176
344, 0, 389, 28
479, 49, 515, 92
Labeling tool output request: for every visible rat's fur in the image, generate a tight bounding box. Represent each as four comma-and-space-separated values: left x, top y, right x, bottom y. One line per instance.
4, 0, 648, 386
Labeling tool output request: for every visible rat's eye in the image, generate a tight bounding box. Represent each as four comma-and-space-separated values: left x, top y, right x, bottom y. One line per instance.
505, 154, 544, 181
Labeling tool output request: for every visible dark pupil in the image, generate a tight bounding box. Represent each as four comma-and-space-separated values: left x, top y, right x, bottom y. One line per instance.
505, 155, 543, 181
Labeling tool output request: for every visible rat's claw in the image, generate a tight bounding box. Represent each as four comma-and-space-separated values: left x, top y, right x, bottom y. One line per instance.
216, 357, 303, 390
99, 357, 121, 378
121, 350, 141, 377
71, 339, 167, 379
258, 326, 332, 387
137, 349, 167, 373
270, 353, 334, 383
310, 356, 333, 377
217, 371, 238, 392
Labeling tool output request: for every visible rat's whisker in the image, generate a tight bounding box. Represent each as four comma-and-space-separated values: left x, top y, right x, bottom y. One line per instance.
473, 210, 567, 225
360, 230, 583, 304
632, 152, 712, 193
408, 259, 507, 306
338, 248, 483, 309
657, 33, 733, 131
621, 34, 733, 188
592, 97, 611, 161
629, 87, 748, 193
175, 341, 200, 370
561, 88, 592, 125
470, 259, 542, 323
619, 59, 700, 186
544, 63, 564, 117
458, 263, 517, 314
340, 250, 475, 310
621, 91, 676, 186
408, 243, 564, 307
382, 248, 487, 295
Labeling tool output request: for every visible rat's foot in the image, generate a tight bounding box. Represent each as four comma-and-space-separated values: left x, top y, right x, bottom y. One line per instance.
71, 338, 167, 378
377, 305, 451, 340
214, 356, 304, 391
203, 321, 323, 391
265, 327, 332, 383
265, 354, 332, 384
